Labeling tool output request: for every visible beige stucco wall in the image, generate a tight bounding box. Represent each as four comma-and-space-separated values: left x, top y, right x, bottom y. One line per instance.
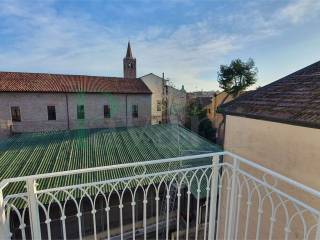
0, 92, 151, 136
224, 115, 320, 191
141, 74, 187, 125
211, 92, 234, 128
167, 86, 186, 125
140, 74, 164, 124
222, 115, 320, 239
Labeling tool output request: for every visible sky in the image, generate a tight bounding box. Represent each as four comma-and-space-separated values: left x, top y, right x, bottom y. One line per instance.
0, 0, 319, 91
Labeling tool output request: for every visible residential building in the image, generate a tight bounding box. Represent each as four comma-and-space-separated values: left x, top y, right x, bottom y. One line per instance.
167, 85, 187, 124
140, 73, 187, 125
210, 91, 240, 144
140, 73, 167, 124
185, 91, 216, 129
218, 60, 320, 239
0, 43, 151, 137
186, 91, 215, 100
186, 96, 213, 134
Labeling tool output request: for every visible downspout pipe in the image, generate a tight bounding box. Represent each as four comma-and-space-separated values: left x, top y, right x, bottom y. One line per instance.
65, 94, 70, 130
126, 94, 128, 128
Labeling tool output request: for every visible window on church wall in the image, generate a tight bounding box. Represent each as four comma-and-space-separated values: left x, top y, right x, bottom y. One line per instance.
11, 106, 21, 122
77, 105, 85, 120
132, 105, 138, 118
104, 105, 111, 118
47, 106, 56, 120
157, 100, 162, 111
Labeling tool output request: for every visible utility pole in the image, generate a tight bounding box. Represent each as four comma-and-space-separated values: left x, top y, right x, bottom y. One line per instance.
162, 73, 168, 124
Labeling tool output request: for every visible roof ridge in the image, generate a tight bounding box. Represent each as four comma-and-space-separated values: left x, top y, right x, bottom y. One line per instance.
0, 71, 151, 94
289, 73, 320, 77
287, 60, 320, 77
0, 71, 139, 80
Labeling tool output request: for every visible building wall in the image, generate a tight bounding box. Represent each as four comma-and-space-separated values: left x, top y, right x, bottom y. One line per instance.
167, 86, 186, 124
140, 74, 164, 124
224, 115, 320, 189
223, 115, 320, 239
0, 92, 151, 135
211, 92, 232, 127
141, 74, 187, 125
211, 92, 235, 144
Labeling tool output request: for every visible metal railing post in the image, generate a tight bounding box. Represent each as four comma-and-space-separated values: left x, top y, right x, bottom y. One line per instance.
227, 157, 239, 239
26, 179, 42, 240
316, 216, 320, 240
208, 155, 220, 240
0, 189, 10, 239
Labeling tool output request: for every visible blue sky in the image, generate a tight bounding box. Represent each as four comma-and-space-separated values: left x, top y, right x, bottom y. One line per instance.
0, 0, 319, 91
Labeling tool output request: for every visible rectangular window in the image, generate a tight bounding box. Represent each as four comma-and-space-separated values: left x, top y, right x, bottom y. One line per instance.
47, 106, 56, 120
157, 100, 162, 111
77, 105, 85, 120
104, 105, 111, 118
132, 105, 138, 118
11, 106, 21, 122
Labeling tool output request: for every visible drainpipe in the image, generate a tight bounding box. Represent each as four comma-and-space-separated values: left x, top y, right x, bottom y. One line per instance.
213, 93, 217, 122
221, 114, 226, 149
65, 94, 70, 130
126, 94, 128, 128
162, 72, 165, 123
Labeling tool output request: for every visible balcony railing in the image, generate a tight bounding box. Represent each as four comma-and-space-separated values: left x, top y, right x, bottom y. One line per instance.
0, 151, 319, 239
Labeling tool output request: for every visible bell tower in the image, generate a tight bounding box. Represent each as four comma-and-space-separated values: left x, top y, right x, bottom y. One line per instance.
123, 41, 136, 79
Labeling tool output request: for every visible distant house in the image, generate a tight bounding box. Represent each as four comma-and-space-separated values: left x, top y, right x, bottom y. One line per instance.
219, 60, 320, 192
186, 91, 215, 100
184, 96, 217, 143
140, 73, 187, 125
211, 91, 243, 144
167, 84, 187, 124
0, 43, 152, 137
185, 92, 237, 142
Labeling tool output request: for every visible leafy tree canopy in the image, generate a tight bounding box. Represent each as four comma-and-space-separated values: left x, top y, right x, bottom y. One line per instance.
218, 58, 258, 97
187, 101, 205, 117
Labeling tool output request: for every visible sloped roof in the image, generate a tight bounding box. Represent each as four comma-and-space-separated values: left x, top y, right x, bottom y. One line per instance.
219, 61, 320, 129
0, 124, 219, 198
0, 72, 151, 94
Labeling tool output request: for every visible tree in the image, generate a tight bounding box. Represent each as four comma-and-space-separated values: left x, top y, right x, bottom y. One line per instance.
186, 101, 204, 117
218, 58, 258, 97
198, 118, 216, 142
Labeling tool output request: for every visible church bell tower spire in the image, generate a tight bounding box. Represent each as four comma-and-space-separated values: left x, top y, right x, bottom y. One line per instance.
123, 41, 136, 79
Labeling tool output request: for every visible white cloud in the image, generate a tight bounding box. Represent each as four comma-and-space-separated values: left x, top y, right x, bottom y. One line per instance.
279, 0, 320, 24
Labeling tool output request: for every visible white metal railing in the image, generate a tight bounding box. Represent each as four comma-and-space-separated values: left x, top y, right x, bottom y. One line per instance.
0, 151, 319, 239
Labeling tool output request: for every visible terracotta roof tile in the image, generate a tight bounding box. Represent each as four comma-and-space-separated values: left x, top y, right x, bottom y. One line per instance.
0, 72, 151, 94
219, 60, 320, 128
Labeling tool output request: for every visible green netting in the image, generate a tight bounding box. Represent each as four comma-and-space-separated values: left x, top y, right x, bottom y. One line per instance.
0, 124, 220, 200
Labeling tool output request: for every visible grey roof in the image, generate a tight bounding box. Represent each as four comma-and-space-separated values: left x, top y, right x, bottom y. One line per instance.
219, 60, 320, 129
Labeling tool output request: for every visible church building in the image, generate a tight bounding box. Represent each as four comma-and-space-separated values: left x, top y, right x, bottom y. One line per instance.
0, 43, 152, 137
